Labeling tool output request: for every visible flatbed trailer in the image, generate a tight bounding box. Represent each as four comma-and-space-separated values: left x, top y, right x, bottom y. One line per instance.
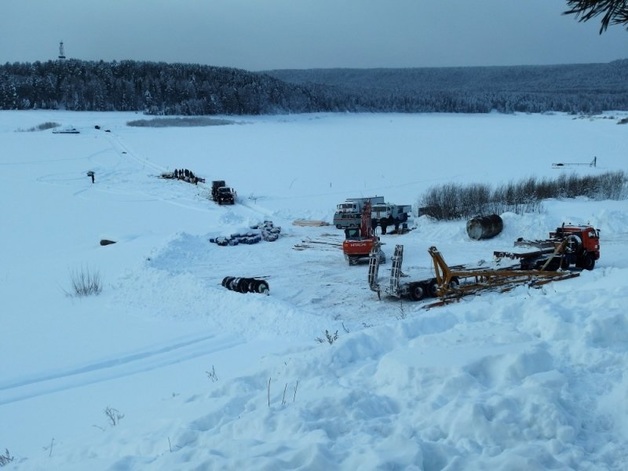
368, 242, 580, 307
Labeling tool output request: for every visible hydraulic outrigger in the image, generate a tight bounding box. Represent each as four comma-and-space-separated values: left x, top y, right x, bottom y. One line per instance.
368, 241, 580, 307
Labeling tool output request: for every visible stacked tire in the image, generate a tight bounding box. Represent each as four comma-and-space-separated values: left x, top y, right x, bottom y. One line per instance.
254, 220, 281, 242
209, 221, 280, 247
222, 276, 269, 295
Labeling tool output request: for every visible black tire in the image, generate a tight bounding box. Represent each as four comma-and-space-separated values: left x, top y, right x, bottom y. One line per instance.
427, 279, 439, 297
246, 279, 258, 293
409, 283, 426, 301
579, 254, 596, 271
222, 276, 235, 288
256, 280, 269, 294
237, 278, 251, 293
229, 277, 241, 291
250, 278, 268, 294
449, 277, 460, 289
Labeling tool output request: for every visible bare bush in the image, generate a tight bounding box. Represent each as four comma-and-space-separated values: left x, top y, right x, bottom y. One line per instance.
67, 267, 102, 297
315, 330, 339, 345
17, 122, 60, 132
104, 406, 124, 426
205, 365, 218, 382
0, 449, 14, 467
419, 171, 627, 220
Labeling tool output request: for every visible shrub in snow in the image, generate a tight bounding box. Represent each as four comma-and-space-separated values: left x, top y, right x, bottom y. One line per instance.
419, 171, 627, 220
104, 406, 124, 426
315, 330, 339, 344
67, 267, 102, 297
0, 449, 14, 467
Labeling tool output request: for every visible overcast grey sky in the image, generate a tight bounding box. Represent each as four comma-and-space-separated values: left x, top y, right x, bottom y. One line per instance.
1, 0, 626, 70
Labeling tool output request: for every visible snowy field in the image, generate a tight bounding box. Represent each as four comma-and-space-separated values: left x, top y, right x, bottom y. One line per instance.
1, 110, 627, 470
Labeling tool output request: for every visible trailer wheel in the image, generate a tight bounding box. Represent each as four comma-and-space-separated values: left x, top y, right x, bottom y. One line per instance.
427, 279, 439, 297
409, 283, 426, 301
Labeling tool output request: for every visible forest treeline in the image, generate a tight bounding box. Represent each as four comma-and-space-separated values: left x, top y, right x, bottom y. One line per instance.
1, 58, 627, 115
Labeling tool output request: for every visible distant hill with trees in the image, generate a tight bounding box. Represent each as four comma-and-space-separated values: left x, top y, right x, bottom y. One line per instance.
1, 58, 627, 115
264, 60, 628, 114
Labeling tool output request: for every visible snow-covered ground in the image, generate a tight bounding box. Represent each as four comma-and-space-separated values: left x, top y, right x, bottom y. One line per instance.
1, 110, 627, 470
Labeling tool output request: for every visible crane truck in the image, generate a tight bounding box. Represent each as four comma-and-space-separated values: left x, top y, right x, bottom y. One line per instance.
493, 223, 600, 271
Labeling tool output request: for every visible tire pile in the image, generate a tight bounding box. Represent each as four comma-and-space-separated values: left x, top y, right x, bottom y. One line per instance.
222, 276, 269, 295
209, 220, 281, 246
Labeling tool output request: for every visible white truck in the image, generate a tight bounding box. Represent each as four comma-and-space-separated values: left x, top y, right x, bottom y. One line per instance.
371, 203, 412, 234
333, 196, 385, 229
333, 196, 411, 234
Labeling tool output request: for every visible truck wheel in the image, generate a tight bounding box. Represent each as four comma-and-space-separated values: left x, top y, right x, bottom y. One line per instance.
578, 254, 596, 271
409, 283, 426, 301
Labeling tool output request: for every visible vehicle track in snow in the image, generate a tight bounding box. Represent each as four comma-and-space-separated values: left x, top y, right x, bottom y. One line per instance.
0, 333, 243, 406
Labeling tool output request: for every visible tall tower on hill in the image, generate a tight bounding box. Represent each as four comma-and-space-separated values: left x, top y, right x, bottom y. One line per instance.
58, 41, 66, 60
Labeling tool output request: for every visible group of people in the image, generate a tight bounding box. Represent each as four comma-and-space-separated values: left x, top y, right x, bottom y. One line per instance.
173, 168, 203, 185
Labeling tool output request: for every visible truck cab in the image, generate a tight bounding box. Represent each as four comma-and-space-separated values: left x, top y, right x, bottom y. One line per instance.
371, 203, 411, 234
551, 224, 600, 265
333, 197, 384, 229
216, 186, 236, 205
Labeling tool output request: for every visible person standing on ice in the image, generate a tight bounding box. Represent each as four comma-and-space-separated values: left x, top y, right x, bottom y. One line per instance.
87, 171, 95, 183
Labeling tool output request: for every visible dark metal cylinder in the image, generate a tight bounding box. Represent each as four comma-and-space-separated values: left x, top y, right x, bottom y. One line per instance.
466, 214, 503, 240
